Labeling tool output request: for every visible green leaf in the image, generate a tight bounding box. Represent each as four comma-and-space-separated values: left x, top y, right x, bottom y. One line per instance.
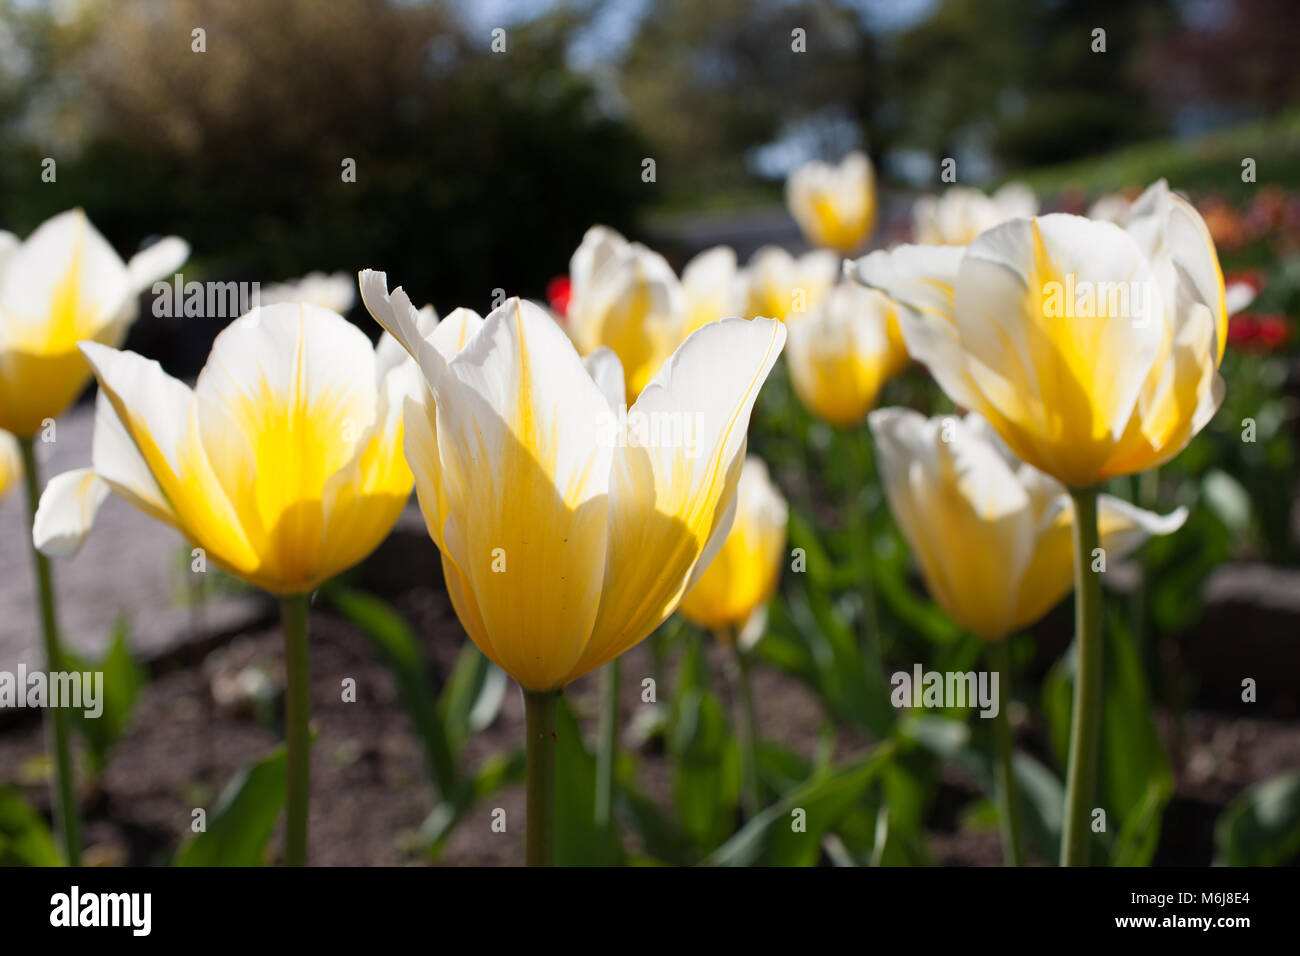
554, 696, 623, 866
438, 641, 506, 754
325, 587, 461, 802
65, 618, 145, 773
1042, 615, 1172, 865
0, 786, 62, 866
1214, 770, 1300, 866
174, 745, 288, 866
705, 743, 894, 866
668, 638, 741, 855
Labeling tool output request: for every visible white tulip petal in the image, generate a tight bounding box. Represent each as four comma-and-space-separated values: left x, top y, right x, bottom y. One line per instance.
126, 236, 190, 293
578, 316, 785, 673
33, 468, 111, 557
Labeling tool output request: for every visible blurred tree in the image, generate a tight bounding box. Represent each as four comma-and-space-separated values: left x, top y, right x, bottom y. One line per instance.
0, 0, 646, 344
889, 0, 1177, 169
619, 0, 887, 201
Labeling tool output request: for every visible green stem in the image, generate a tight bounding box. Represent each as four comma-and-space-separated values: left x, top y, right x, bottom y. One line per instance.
594, 657, 619, 830
1061, 486, 1103, 866
280, 594, 311, 866
524, 689, 558, 866
988, 639, 1024, 866
19, 437, 80, 866
847, 430, 882, 669
730, 638, 761, 818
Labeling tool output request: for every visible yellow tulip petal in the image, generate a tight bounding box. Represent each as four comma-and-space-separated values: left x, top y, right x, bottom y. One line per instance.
575, 316, 786, 678
434, 298, 615, 691
677, 456, 788, 632
955, 215, 1165, 486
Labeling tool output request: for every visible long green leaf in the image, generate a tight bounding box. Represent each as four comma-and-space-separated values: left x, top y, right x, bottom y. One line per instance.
174, 746, 287, 866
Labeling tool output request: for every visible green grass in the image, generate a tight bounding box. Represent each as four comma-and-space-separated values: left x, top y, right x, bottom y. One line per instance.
1010, 110, 1300, 199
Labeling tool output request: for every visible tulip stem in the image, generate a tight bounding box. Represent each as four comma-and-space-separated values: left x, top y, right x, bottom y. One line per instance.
988, 639, 1024, 866
594, 658, 619, 830
730, 638, 761, 819
848, 430, 882, 671
280, 594, 311, 866
18, 437, 81, 867
1061, 486, 1103, 867
524, 688, 558, 866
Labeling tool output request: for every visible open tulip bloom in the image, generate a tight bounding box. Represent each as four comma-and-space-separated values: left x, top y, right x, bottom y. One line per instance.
34, 302, 418, 865
853, 179, 1226, 864
1, 208, 188, 865
359, 270, 785, 864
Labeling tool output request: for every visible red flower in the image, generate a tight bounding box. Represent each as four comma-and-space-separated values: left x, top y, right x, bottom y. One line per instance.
1228, 312, 1290, 352
546, 275, 572, 318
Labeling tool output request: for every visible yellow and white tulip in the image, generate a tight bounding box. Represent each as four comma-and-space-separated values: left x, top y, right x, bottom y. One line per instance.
680, 245, 747, 337
912, 183, 1038, 246
786, 151, 877, 252
678, 456, 788, 647
869, 408, 1185, 640
359, 272, 785, 692
786, 282, 909, 428
566, 225, 686, 401
852, 180, 1226, 487
745, 245, 840, 322
33, 303, 417, 595
0, 210, 188, 438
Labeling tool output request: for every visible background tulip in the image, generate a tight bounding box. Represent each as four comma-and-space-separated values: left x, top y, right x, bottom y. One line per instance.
679, 245, 746, 337
785, 151, 877, 252
786, 282, 909, 428
870, 406, 1186, 864
745, 245, 839, 321
34, 302, 418, 865
360, 272, 784, 864
678, 454, 788, 817
912, 182, 1038, 246
259, 270, 358, 314
0, 209, 188, 439
869, 408, 1186, 642
1, 208, 187, 867
679, 455, 788, 640
565, 225, 686, 400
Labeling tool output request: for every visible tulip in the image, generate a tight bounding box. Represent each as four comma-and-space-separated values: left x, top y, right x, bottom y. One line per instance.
34, 302, 418, 865
680, 245, 746, 337
855, 179, 1225, 865
359, 271, 784, 864
259, 270, 358, 315
678, 455, 787, 818
0, 210, 189, 439
745, 246, 839, 322
0, 430, 19, 503
912, 182, 1037, 246
785, 151, 877, 252
566, 225, 686, 401
678, 456, 788, 640
1, 209, 187, 866
870, 407, 1186, 864
785, 282, 909, 428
